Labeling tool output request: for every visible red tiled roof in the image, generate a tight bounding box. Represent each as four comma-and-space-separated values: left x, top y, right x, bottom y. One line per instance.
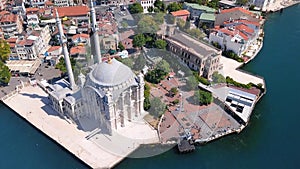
221, 7, 252, 15
6, 38, 17, 43
236, 24, 254, 34
55, 6, 89, 18
72, 33, 89, 40
171, 10, 190, 17
238, 31, 249, 40
235, 19, 260, 26
26, 8, 39, 14
219, 28, 234, 36
45, 0, 54, 6
70, 46, 86, 55
0, 13, 18, 23
48, 46, 61, 52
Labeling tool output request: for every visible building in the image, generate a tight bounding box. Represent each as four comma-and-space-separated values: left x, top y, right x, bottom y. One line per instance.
0, 11, 23, 39
15, 38, 38, 60
183, 2, 216, 20
48, 58, 146, 134
70, 45, 86, 60
54, 0, 74, 7
198, 13, 216, 29
29, 0, 47, 7
26, 8, 40, 28
101, 35, 117, 52
171, 10, 190, 22
138, 0, 155, 13
7, 37, 18, 60
55, 6, 90, 32
28, 25, 51, 55
215, 7, 261, 26
209, 17, 261, 56
47, 46, 62, 56
165, 28, 221, 80
71, 33, 90, 46
0, 0, 7, 10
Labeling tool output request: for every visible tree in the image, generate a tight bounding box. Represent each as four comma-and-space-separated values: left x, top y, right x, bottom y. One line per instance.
185, 76, 198, 90
176, 18, 185, 30
144, 83, 151, 110
118, 42, 125, 51
137, 15, 160, 34
186, 28, 205, 39
153, 12, 165, 25
0, 61, 11, 85
133, 33, 146, 48
133, 54, 146, 71
207, 0, 219, 9
167, 2, 183, 12
154, 0, 166, 12
212, 72, 226, 84
149, 97, 166, 118
184, 20, 191, 30
55, 57, 76, 74
120, 58, 134, 69
0, 39, 11, 62
154, 39, 167, 49
129, 3, 143, 14
236, 0, 249, 5
156, 59, 170, 74
194, 90, 213, 105
148, 6, 154, 13
169, 87, 178, 97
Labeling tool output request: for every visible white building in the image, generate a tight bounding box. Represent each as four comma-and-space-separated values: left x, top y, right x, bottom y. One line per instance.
48, 58, 145, 133
138, 0, 155, 13
0, 11, 23, 38
54, 0, 74, 7
209, 18, 261, 56
16, 38, 38, 60
29, 0, 47, 7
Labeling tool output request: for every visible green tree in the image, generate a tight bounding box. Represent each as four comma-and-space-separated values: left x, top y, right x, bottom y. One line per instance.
186, 28, 205, 39
120, 58, 134, 69
167, 2, 183, 12
144, 83, 151, 110
185, 75, 198, 90
194, 90, 213, 105
176, 18, 185, 30
169, 87, 178, 97
148, 6, 154, 13
0, 61, 11, 85
156, 59, 170, 74
149, 97, 166, 118
153, 12, 165, 25
118, 42, 125, 51
133, 33, 146, 48
212, 72, 226, 84
236, 0, 249, 5
207, 0, 219, 9
133, 54, 146, 71
129, 3, 144, 14
154, 0, 166, 12
137, 15, 160, 34
0, 39, 11, 62
184, 20, 191, 30
154, 39, 167, 49
55, 57, 76, 74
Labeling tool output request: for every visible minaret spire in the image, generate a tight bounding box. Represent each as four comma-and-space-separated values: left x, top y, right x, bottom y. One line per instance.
90, 0, 102, 64
55, 9, 76, 90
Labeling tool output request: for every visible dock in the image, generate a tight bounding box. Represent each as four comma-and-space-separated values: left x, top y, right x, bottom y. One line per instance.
177, 139, 195, 153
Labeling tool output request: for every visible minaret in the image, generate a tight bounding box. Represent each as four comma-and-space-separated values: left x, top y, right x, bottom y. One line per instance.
90, 0, 102, 64
55, 9, 76, 90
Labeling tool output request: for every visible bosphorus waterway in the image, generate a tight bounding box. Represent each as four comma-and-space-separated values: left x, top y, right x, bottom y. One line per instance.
1, 4, 300, 169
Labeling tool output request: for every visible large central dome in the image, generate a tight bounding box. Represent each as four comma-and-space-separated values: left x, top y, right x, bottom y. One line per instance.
90, 58, 135, 86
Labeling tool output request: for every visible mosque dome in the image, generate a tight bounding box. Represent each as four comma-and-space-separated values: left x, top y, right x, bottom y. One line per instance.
89, 58, 136, 87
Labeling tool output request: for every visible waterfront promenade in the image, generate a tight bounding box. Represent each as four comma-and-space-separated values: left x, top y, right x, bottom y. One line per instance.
3, 85, 126, 169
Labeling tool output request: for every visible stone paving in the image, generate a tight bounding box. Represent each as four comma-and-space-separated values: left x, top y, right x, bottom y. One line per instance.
3, 85, 158, 168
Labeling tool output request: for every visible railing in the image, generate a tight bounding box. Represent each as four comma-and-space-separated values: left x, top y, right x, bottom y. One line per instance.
1, 81, 30, 101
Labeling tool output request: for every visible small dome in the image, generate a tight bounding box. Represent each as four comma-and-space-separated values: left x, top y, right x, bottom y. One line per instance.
90, 58, 135, 86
